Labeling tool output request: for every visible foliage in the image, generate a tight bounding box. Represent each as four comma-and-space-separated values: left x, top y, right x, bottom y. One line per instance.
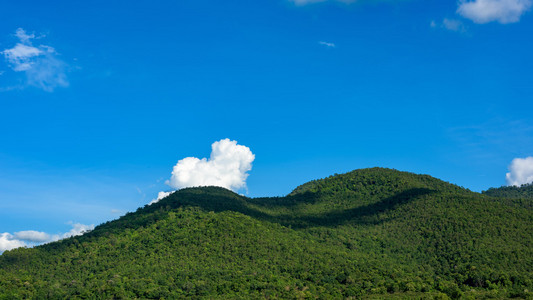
1, 168, 532, 299
483, 182, 533, 209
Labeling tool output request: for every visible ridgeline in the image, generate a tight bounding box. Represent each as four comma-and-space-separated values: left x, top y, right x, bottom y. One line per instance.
1, 168, 531, 299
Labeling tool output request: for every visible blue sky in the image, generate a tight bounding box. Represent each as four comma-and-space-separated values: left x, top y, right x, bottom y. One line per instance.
1, 0, 532, 250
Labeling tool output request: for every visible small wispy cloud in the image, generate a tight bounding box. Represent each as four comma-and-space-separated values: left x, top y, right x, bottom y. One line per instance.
14, 28, 36, 43
2, 43, 42, 71
457, 0, 532, 24
1, 28, 69, 92
506, 157, 533, 186
319, 41, 336, 48
442, 18, 467, 32
430, 19, 467, 33
290, 0, 355, 5
292, 0, 326, 5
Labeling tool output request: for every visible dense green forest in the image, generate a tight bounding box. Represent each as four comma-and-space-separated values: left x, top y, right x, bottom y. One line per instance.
0, 168, 532, 299
483, 182, 533, 202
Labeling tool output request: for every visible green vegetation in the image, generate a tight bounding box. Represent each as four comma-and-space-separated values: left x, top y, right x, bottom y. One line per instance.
483, 183, 533, 209
1, 168, 532, 299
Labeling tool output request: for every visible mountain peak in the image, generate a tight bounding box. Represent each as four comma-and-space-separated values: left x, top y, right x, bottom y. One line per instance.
290, 167, 469, 196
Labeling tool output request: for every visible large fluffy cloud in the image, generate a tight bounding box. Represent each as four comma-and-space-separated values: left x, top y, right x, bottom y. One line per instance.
166, 139, 255, 192
457, 0, 532, 23
506, 157, 533, 186
1, 28, 68, 91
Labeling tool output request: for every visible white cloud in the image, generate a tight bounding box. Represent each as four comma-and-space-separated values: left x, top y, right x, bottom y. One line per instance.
61, 223, 94, 239
457, 0, 532, 23
506, 157, 533, 186
149, 191, 175, 205
14, 230, 51, 243
430, 19, 467, 33
1, 28, 68, 92
442, 18, 467, 32
15, 27, 36, 43
291, 0, 354, 5
25, 51, 68, 92
0, 233, 27, 252
0, 223, 94, 253
2, 43, 43, 71
166, 139, 255, 192
292, 0, 327, 4
319, 41, 336, 48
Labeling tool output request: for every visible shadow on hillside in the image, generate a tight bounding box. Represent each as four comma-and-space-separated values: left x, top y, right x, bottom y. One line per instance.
41, 187, 434, 252
167, 187, 435, 229
288, 188, 435, 228
247, 191, 322, 208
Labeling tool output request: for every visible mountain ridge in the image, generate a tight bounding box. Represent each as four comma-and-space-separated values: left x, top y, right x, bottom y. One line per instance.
1, 168, 531, 299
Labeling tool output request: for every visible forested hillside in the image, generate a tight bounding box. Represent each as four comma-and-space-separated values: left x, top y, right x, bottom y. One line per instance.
1, 168, 531, 299
484, 182, 533, 200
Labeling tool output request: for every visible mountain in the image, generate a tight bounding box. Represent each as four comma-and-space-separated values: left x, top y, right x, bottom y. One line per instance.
483, 183, 533, 202
1, 168, 532, 299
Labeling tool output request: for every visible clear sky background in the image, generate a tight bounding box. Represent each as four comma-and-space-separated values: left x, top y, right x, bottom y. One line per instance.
1, 0, 532, 250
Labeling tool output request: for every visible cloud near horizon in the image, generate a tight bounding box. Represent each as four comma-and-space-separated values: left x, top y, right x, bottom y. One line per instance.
1, 28, 68, 92
149, 191, 175, 205
457, 0, 532, 23
166, 138, 255, 191
0, 223, 94, 252
506, 157, 533, 186
0, 233, 26, 252
148, 139, 254, 205
14, 230, 52, 243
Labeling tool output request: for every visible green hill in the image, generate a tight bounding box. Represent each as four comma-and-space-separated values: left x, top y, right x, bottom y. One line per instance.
1, 168, 532, 299
484, 183, 533, 199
